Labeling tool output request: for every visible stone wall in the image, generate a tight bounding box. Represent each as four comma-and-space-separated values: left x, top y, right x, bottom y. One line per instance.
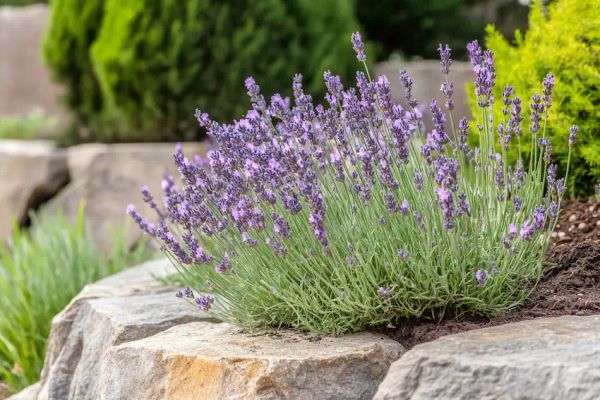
0, 5, 63, 119
0, 140, 206, 251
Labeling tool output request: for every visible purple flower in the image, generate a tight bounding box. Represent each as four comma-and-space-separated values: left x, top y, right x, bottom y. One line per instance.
195, 295, 215, 311
438, 43, 452, 74
351, 32, 366, 62
542, 73, 554, 107
400, 199, 410, 215
377, 287, 391, 300
176, 287, 194, 299
529, 94, 543, 135
512, 196, 522, 212
556, 178, 566, 196
520, 220, 534, 241
385, 192, 398, 213
272, 212, 291, 238
215, 253, 230, 273
490, 262, 498, 275
502, 85, 514, 108
457, 192, 471, 217
266, 237, 288, 256
397, 250, 410, 259
241, 232, 258, 247
428, 100, 450, 148
468, 41, 495, 107
475, 269, 489, 287
457, 118, 469, 152
414, 171, 424, 190
399, 69, 418, 109
194, 247, 214, 264
549, 201, 559, 219
436, 187, 455, 229
547, 164, 556, 191
127, 204, 157, 237
569, 125, 578, 146
508, 223, 518, 240
532, 206, 546, 230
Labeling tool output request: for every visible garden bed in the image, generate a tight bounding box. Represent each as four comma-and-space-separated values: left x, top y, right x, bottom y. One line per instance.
388, 199, 600, 348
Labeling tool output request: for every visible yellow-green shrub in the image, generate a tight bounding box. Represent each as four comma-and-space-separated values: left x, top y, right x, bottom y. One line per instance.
470, 0, 600, 196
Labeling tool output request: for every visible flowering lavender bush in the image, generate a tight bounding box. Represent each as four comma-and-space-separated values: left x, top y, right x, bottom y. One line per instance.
129, 33, 576, 334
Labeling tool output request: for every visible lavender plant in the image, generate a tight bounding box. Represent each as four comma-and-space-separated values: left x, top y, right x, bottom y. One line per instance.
129, 34, 576, 334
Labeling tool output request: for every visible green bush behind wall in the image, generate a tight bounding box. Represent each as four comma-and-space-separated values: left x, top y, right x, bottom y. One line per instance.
470, 0, 600, 196
43, 0, 363, 143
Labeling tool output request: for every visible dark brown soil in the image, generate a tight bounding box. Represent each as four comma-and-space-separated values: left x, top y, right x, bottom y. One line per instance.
388, 199, 600, 349
550, 198, 600, 246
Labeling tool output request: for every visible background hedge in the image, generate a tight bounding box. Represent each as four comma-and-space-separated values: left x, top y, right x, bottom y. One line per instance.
43, 0, 362, 143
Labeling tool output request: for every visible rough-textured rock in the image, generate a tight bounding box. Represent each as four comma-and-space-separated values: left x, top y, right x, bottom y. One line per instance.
375, 315, 600, 400
6, 383, 39, 400
35, 258, 209, 400
0, 140, 69, 240
39, 293, 216, 400
0, 5, 64, 119
375, 60, 472, 132
37, 258, 177, 399
47, 142, 207, 251
101, 322, 404, 400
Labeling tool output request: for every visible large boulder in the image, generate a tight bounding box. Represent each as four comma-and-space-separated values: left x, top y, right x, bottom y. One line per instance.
100, 322, 402, 400
47, 142, 207, 252
374, 315, 600, 400
374, 60, 473, 132
0, 140, 69, 241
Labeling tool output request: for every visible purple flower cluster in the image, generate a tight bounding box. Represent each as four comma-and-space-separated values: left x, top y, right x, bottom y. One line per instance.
128, 33, 437, 267
129, 33, 568, 306
175, 287, 215, 311
467, 40, 496, 107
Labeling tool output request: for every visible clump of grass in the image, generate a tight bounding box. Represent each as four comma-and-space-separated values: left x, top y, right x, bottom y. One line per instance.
0, 205, 152, 393
130, 34, 575, 334
0, 108, 56, 140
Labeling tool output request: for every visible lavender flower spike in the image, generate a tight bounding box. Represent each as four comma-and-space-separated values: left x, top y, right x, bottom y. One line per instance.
195, 295, 215, 311
569, 125, 578, 146
438, 43, 452, 74
475, 269, 489, 287
351, 32, 366, 62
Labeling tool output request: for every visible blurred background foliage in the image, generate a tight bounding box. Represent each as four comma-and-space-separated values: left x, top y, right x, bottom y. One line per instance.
18, 0, 527, 144
356, 0, 528, 60
42, 0, 362, 143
